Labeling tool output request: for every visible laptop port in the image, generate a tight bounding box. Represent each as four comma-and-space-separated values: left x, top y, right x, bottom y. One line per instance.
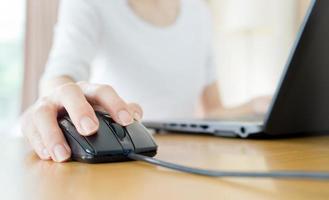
168, 123, 177, 127
200, 125, 209, 129
190, 124, 197, 128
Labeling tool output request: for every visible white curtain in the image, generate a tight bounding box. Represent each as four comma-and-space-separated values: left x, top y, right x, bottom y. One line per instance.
209, 0, 311, 107
22, 0, 59, 112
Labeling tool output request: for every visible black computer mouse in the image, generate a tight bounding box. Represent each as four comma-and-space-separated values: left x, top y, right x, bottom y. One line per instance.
58, 111, 158, 163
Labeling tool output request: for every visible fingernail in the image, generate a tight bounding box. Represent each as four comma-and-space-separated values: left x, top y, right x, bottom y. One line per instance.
42, 148, 50, 159
80, 116, 98, 134
53, 144, 70, 162
118, 110, 132, 125
133, 112, 141, 121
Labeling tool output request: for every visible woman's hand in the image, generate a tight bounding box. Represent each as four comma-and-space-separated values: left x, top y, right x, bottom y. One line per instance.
201, 82, 271, 119
21, 81, 143, 162
247, 96, 272, 115
205, 96, 272, 119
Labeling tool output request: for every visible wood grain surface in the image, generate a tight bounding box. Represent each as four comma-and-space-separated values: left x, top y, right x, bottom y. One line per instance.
1, 133, 329, 200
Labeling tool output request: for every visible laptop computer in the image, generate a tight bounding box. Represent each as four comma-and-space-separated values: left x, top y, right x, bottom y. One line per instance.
143, 0, 329, 138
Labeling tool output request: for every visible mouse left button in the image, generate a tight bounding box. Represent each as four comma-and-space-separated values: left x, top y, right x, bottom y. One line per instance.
58, 119, 95, 155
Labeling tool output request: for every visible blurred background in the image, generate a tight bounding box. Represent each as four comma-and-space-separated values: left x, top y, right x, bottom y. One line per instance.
0, 0, 311, 132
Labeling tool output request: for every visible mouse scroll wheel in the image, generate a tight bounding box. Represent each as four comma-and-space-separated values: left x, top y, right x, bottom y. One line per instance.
111, 123, 126, 139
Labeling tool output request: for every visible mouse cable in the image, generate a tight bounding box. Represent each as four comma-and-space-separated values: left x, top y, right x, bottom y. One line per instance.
127, 153, 329, 180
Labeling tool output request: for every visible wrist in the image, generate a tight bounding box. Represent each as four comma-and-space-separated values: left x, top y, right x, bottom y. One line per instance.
39, 75, 75, 97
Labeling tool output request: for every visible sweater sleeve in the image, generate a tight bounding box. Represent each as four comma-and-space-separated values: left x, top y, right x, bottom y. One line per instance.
41, 0, 101, 82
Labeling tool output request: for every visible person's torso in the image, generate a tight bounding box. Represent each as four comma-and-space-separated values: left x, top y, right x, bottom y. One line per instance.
89, 0, 212, 120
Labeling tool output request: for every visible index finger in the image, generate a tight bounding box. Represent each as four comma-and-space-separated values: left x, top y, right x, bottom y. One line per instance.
54, 83, 99, 135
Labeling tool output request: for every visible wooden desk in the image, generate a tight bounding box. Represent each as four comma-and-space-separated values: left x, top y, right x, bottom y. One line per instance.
2, 133, 329, 200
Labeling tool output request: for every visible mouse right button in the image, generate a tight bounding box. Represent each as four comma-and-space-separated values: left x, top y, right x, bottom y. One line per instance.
125, 122, 158, 153
111, 123, 126, 139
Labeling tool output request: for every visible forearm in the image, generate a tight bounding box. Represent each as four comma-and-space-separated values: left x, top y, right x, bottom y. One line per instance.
200, 82, 224, 115
200, 82, 269, 119
206, 104, 253, 119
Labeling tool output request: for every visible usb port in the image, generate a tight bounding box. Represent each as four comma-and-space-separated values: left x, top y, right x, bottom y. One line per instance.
200, 125, 209, 129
